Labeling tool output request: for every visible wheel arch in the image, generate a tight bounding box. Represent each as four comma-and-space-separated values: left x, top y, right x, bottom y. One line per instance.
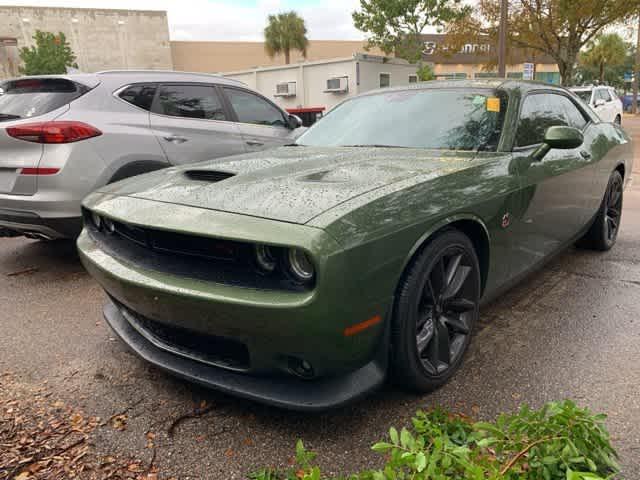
397, 214, 491, 296
107, 160, 170, 185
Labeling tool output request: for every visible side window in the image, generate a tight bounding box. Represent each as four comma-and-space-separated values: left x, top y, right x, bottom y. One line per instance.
597, 89, 612, 102
223, 88, 286, 127
154, 84, 226, 120
557, 95, 588, 130
380, 73, 391, 88
516, 94, 567, 147
118, 84, 157, 111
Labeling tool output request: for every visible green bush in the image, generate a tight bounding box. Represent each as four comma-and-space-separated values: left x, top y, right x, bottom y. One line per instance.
249, 400, 618, 480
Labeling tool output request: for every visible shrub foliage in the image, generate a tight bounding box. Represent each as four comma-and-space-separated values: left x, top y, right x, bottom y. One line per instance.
250, 401, 618, 480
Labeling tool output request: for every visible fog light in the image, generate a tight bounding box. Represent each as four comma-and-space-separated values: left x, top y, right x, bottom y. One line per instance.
255, 244, 277, 273
91, 212, 102, 230
103, 218, 115, 234
288, 357, 314, 379
287, 248, 314, 283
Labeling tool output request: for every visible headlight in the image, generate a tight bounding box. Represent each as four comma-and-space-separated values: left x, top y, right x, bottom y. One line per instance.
254, 244, 277, 273
287, 248, 315, 283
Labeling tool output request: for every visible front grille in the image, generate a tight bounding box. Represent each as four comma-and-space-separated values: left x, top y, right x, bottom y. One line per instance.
119, 303, 250, 371
83, 209, 312, 291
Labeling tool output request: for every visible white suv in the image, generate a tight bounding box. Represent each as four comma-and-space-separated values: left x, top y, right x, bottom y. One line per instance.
570, 86, 622, 125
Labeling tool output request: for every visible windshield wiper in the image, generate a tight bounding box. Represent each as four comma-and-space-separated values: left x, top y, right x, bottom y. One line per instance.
284, 143, 304, 147
340, 144, 409, 148
0, 113, 21, 121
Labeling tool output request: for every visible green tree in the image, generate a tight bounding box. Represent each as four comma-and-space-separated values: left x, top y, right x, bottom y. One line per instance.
446, 0, 640, 86
264, 12, 309, 65
417, 63, 435, 80
19, 30, 77, 75
579, 33, 628, 84
352, 0, 470, 64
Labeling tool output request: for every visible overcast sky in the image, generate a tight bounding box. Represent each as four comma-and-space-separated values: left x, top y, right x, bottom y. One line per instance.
0, 0, 366, 41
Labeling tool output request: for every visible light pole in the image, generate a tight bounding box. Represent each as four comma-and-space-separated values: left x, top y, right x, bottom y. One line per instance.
633, 14, 640, 114
498, 0, 508, 77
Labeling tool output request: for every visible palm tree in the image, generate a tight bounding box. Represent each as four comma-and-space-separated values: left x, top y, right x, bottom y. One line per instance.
264, 12, 309, 65
581, 34, 628, 84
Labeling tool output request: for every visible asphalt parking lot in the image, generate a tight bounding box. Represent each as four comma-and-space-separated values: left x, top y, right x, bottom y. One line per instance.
2, 118, 640, 479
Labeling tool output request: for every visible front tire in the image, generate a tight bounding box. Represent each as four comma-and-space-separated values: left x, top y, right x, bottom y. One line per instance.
579, 170, 623, 251
391, 229, 480, 392
614, 115, 622, 126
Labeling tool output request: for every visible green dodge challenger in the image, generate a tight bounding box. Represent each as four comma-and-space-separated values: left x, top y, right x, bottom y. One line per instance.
78, 80, 633, 410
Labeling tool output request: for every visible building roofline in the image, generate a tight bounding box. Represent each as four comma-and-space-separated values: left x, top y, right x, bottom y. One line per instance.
0, 5, 167, 15
222, 53, 416, 75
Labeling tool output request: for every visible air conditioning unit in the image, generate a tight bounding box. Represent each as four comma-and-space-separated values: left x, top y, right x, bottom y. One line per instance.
325, 76, 349, 93
275, 81, 296, 97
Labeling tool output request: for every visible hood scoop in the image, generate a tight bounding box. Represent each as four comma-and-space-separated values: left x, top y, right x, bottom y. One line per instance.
184, 170, 236, 183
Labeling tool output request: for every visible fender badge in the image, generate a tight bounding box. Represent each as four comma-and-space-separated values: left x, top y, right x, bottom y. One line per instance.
501, 212, 511, 229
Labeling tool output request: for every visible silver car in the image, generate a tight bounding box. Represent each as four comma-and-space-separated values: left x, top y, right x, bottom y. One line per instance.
0, 71, 303, 240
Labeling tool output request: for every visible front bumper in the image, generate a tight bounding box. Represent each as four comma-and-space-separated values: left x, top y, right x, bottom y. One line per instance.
103, 298, 387, 411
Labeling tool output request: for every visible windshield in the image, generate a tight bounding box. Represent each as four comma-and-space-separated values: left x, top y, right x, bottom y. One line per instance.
574, 90, 592, 103
296, 88, 508, 151
0, 78, 89, 120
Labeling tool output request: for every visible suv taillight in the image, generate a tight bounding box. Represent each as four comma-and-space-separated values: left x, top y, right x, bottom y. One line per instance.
6, 121, 102, 144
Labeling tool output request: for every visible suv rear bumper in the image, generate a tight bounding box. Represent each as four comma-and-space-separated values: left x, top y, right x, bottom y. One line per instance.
0, 208, 81, 239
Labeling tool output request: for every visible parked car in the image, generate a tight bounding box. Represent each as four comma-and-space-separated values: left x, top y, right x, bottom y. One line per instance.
78, 80, 633, 410
0, 71, 303, 240
570, 85, 623, 124
621, 94, 640, 113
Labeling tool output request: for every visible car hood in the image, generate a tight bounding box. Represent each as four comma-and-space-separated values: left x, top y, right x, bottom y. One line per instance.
99, 146, 478, 225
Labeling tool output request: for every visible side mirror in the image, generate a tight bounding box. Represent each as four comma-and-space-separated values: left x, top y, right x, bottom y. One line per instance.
544, 125, 584, 149
594, 98, 606, 107
532, 126, 583, 161
287, 114, 303, 129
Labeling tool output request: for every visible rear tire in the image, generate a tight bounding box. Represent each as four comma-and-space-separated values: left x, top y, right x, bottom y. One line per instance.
578, 170, 623, 251
391, 229, 480, 392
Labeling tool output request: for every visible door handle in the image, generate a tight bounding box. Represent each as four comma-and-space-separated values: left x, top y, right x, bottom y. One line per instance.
246, 140, 264, 147
580, 150, 592, 160
163, 135, 188, 144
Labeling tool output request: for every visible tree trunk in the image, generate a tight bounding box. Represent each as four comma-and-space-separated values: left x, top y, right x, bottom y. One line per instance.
558, 52, 577, 86
599, 62, 605, 83
284, 49, 290, 65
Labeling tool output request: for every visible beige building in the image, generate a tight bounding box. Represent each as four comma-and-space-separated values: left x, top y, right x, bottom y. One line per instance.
171, 40, 385, 73
421, 34, 560, 84
172, 36, 560, 84
224, 54, 420, 121
0, 6, 172, 78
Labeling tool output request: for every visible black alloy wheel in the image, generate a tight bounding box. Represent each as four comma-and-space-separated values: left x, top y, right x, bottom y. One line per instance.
392, 229, 480, 392
578, 170, 624, 251
604, 172, 623, 243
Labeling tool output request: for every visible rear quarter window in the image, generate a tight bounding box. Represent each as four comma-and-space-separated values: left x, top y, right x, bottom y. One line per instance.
118, 84, 157, 111
0, 78, 89, 120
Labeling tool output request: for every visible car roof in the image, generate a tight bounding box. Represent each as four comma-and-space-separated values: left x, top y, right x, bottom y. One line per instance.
358, 79, 570, 98
2, 70, 246, 90
94, 70, 245, 87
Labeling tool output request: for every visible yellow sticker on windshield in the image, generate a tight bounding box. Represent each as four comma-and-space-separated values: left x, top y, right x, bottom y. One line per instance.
487, 97, 500, 112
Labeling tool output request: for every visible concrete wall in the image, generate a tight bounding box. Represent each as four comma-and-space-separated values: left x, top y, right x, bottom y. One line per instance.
0, 6, 172, 78
224, 55, 419, 112
0, 38, 19, 78
171, 40, 385, 73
